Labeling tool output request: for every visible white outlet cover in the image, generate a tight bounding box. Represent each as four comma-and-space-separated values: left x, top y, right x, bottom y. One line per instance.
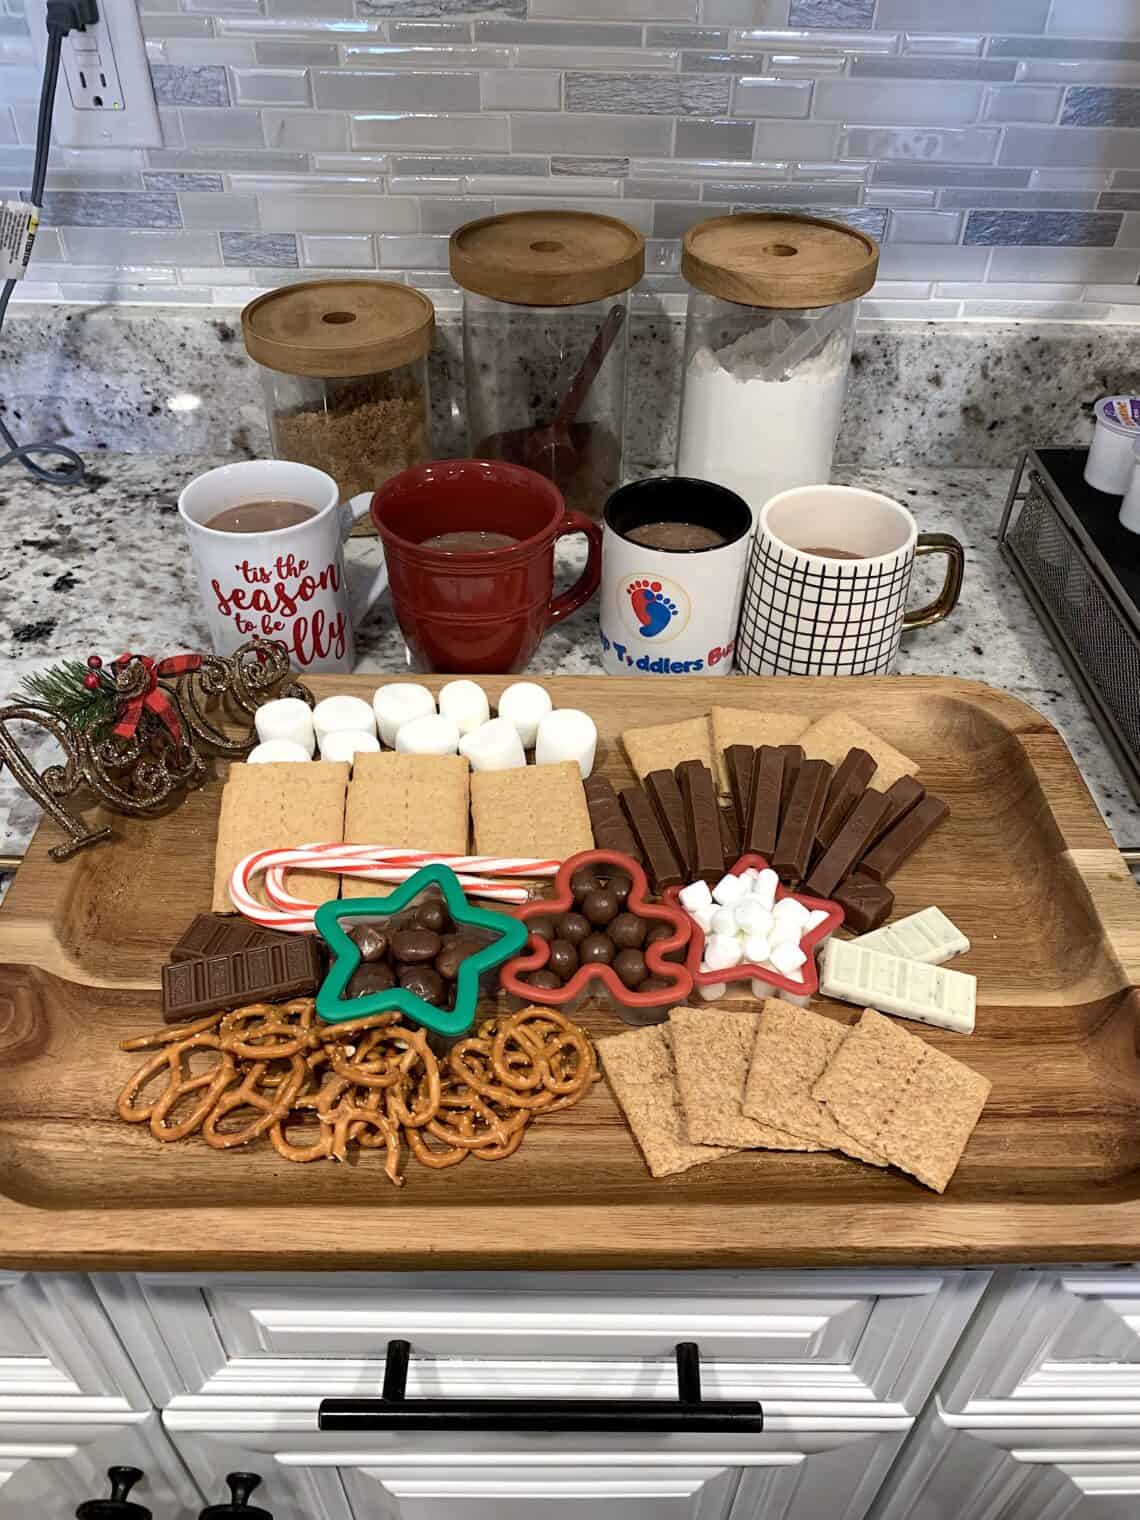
25, 0, 162, 149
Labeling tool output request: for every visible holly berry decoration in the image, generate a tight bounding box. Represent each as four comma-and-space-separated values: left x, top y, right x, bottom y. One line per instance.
18, 655, 118, 731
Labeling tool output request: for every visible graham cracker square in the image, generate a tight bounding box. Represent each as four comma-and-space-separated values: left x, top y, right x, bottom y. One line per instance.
622, 716, 714, 783
709, 707, 810, 793
212, 761, 349, 913
599, 1022, 734, 1179
798, 711, 917, 790
471, 761, 593, 860
342, 751, 469, 898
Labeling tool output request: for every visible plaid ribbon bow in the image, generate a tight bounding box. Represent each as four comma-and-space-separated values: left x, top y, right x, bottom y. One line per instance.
112, 652, 201, 747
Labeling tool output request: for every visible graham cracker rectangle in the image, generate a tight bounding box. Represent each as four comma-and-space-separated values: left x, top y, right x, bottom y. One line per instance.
342, 752, 469, 899
670, 1005, 822, 1152
471, 761, 593, 860
599, 1023, 735, 1179
622, 716, 714, 784
211, 761, 349, 913
709, 707, 811, 793
813, 1007, 990, 1193
743, 1000, 887, 1166
799, 711, 917, 790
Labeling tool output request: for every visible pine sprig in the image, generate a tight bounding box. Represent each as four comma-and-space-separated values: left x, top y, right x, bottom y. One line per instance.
17, 659, 119, 731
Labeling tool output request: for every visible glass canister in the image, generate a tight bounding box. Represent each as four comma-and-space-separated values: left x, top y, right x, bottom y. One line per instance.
241, 278, 434, 512
450, 209, 645, 520
677, 213, 879, 519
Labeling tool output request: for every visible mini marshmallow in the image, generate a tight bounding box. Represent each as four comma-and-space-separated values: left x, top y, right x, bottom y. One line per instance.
712, 872, 747, 907
497, 681, 553, 748
458, 718, 526, 773
772, 895, 810, 927
803, 908, 830, 932
769, 916, 804, 949
692, 904, 717, 933
254, 697, 316, 755
770, 941, 807, 976
439, 679, 490, 736
742, 935, 772, 965
312, 694, 377, 742
697, 981, 728, 1001
318, 730, 381, 765
535, 708, 597, 779
733, 900, 773, 938
372, 683, 435, 747
247, 739, 312, 764
703, 933, 743, 971
711, 906, 738, 937
395, 713, 461, 756
752, 868, 778, 911
678, 879, 713, 912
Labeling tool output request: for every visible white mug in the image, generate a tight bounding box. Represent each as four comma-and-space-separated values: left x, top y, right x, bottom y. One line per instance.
599, 476, 753, 677
735, 484, 964, 677
178, 460, 386, 673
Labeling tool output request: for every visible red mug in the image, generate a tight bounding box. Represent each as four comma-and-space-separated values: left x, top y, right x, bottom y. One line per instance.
371, 458, 603, 674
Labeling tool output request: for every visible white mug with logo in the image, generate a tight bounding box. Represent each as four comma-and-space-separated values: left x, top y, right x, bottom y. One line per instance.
735, 484, 965, 677
178, 460, 387, 673
599, 476, 753, 677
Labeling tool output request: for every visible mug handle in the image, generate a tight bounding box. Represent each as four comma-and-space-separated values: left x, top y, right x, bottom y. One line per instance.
546, 510, 603, 628
903, 532, 965, 629
340, 492, 389, 628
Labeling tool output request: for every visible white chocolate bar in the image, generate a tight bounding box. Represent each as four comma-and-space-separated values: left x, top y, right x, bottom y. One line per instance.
821, 937, 976, 1034
856, 906, 969, 965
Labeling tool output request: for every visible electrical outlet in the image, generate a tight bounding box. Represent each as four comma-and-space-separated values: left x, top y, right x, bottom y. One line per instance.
26, 0, 162, 149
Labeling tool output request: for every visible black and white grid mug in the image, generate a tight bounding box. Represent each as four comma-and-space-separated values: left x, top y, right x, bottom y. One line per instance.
735, 484, 964, 677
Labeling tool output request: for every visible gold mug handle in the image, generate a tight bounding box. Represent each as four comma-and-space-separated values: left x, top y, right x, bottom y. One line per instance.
903, 532, 965, 630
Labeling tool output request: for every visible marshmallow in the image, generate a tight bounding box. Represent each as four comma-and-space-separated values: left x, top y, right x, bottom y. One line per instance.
535, 708, 597, 779
395, 713, 461, 755
497, 681, 553, 748
458, 718, 526, 773
770, 916, 804, 949
772, 895, 810, 927
678, 879, 713, 913
697, 981, 728, 1002
692, 904, 717, 933
735, 900, 773, 938
438, 679, 490, 736
711, 906, 738, 937
770, 941, 807, 976
318, 730, 381, 765
312, 694, 377, 742
803, 908, 830, 933
254, 697, 316, 755
737, 868, 759, 890
247, 739, 311, 764
742, 935, 772, 965
703, 933, 743, 971
752, 868, 778, 911
712, 872, 747, 907
372, 683, 435, 747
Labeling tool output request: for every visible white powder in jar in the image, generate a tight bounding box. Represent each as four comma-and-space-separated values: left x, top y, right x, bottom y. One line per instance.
676, 322, 849, 518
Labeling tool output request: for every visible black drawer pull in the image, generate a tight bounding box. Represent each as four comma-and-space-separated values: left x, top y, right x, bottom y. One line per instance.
318, 1339, 764, 1434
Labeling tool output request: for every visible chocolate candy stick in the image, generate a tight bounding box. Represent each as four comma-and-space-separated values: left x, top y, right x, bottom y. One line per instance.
724, 744, 755, 834
860, 794, 950, 883
804, 786, 890, 899
161, 938, 324, 1023
816, 748, 877, 850
833, 872, 894, 933
744, 744, 784, 858
719, 803, 741, 871
777, 744, 804, 827
584, 775, 643, 862
771, 758, 832, 884
866, 775, 925, 850
169, 913, 287, 964
646, 769, 691, 876
619, 785, 684, 890
677, 761, 723, 884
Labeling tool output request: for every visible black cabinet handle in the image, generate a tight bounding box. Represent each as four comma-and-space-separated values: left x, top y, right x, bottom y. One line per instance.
199, 1473, 273, 1520
318, 1340, 763, 1434
76, 1467, 151, 1520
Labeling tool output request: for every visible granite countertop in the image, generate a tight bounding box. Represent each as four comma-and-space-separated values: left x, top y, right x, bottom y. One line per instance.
0, 454, 1137, 858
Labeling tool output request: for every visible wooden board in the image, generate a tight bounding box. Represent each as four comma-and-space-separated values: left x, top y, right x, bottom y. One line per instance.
1, 674, 1138, 1271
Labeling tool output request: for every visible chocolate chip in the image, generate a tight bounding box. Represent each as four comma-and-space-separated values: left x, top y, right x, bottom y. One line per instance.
414, 897, 450, 934
398, 965, 445, 1006
581, 887, 619, 926
547, 938, 579, 980
389, 928, 442, 964
347, 962, 396, 997
608, 912, 646, 949
527, 969, 563, 991
579, 933, 615, 966
570, 865, 604, 899
612, 948, 648, 989
556, 911, 591, 946
435, 935, 483, 980
527, 915, 558, 943
349, 924, 388, 962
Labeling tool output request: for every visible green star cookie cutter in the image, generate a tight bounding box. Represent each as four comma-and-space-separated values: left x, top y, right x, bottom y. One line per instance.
313, 863, 529, 1039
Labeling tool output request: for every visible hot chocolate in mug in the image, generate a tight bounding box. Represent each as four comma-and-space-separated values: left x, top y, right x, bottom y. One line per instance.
179, 460, 386, 673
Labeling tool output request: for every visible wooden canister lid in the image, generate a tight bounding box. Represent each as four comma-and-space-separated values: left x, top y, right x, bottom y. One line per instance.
681, 212, 879, 309
450, 209, 645, 307
241, 279, 435, 376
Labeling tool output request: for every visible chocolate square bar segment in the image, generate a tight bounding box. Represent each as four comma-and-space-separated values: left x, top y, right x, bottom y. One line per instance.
677, 760, 723, 884
804, 786, 890, 900
771, 759, 832, 884
724, 744, 755, 834
584, 775, 643, 862
833, 872, 894, 933
744, 745, 784, 859
719, 803, 741, 872
161, 938, 324, 1023
860, 794, 950, 883
867, 775, 926, 850
169, 912, 288, 964
619, 784, 684, 891
647, 768, 691, 877
778, 744, 804, 824
816, 748, 877, 851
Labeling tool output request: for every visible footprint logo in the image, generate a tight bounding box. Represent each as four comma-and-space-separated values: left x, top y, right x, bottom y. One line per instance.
628, 578, 678, 640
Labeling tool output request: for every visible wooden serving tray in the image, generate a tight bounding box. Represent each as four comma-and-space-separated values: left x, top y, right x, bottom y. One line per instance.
1, 675, 1138, 1271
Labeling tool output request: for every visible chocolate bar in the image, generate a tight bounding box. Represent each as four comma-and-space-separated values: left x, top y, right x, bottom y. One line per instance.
647, 768, 691, 876
804, 786, 890, 899
744, 745, 784, 858
816, 748, 877, 851
866, 775, 926, 850
169, 912, 288, 964
833, 872, 894, 933
860, 794, 950, 883
821, 937, 975, 1035
677, 760, 723, 884
584, 775, 643, 862
619, 784, 684, 891
858, 906, 969, 965
724, 744, 755, 834
161, 938, 324, 1023
777, 744, 804, 824
771, 758, 832, 884
718, 803, 740, 871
